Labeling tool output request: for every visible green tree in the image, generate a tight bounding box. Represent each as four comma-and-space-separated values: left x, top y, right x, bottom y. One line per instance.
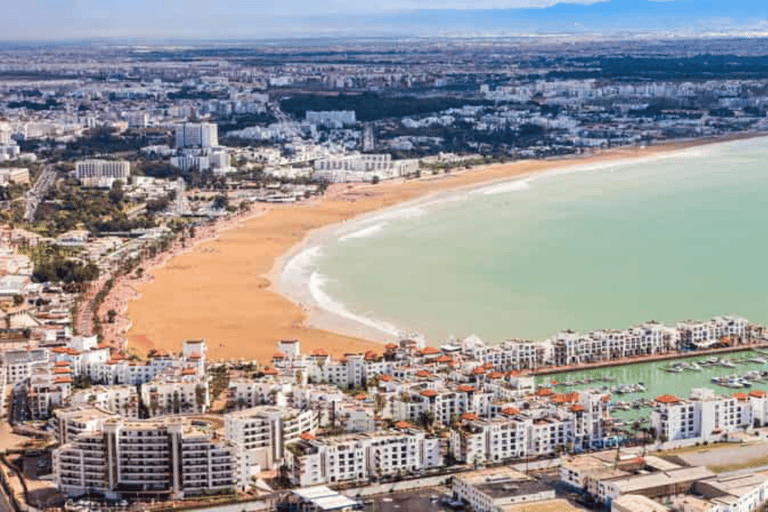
108, 179, 124, 205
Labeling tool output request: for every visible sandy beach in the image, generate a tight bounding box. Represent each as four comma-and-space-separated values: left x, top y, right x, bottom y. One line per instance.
124, 135, 765, 362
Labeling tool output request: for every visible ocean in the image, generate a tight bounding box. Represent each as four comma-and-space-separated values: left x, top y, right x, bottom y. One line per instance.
284, 136, 768, 345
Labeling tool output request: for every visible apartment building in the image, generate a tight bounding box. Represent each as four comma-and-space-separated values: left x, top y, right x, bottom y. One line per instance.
224, 405, 318, 470
0, 167, 29, 185
175, 122, 218, 149
450, 391, 607, 463
53, 407, 118, 444
677, 316, 751, 349
28, 365, 72, 419
75, 159, 130, 188
53, 416, 245, 499
450, 416, 528, 465
70, 385, 139, 418
313, 154, 418, 183
285, 427, 443, 487
305, 110, 356, 127
650, 388, 747, 442
552, 322, 678, 367
2, 348, 49, 384
140, 372, 209, 416
228, 379, 288, 409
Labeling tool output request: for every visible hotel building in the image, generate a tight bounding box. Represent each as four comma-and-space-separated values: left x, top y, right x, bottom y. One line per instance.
75, 159, 130, 188
224, 405, 318, 470
53, 416, 246, 499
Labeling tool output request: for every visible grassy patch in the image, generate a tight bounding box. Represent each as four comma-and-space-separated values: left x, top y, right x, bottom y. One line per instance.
709, 454, 768, 473
656, 442, 732, 457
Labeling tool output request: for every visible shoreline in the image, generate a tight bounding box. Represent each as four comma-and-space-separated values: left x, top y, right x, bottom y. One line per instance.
274, 132, 768, 347
125, 132, 767, 362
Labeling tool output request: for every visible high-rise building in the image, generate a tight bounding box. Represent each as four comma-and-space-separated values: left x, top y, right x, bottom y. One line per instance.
174, 122, 218, 149
53, 416, 246, 499
75, 159, 130, 188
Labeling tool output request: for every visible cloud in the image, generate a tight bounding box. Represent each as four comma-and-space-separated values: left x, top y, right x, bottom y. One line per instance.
266, 0, 611, 15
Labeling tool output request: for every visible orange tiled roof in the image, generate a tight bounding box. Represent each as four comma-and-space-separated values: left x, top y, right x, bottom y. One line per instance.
53, 368, 72, 374
457, 385, 475, 393
461, 413, 478, 421
535, 388, 553, 397
263, 367, 278, 375
380, 374, 393, 382
436, 355, 452, 363
732, 392, 748, 401
312, 349, 328, 357
656, 394, 681, 404
54, 377, 73, 384
501, 407, 520, 416
472, 367, 486, 375
420, 389, 438, 398
420, 347, 439, 355
570, 405, 585, 413
355, 394, 367, 401
272, 352, 285, 359
416, 370, 432, 378
394, 421, 411, 430
749, 389, 767, 398
300, 432, 316, 441
182, 368, 196, 375
488, 372, 504, 379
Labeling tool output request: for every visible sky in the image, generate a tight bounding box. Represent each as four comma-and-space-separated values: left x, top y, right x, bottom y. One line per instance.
1, 0, 767, 41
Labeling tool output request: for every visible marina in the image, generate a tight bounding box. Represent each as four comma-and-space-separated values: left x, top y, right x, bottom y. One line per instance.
535, 349, 768, 421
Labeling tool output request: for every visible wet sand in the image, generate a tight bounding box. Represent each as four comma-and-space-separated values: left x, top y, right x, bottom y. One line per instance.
125, 135, 765, 362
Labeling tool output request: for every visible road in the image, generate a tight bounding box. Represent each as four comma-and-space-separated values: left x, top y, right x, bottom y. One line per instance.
23, 165, 56, 222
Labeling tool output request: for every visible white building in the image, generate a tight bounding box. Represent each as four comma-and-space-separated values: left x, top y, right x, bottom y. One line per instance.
53, 416, 246, 499
175, 122, 218, 149
650, 388, 750, 442
305, 110, 356, 128
224, 405, 318, 470
0, 168, 29, 185
2, 348, 49, 384
285, 426, 443, 487
452, 467, 555, 512
75, 159, 130, 188
314, 154, 418, 183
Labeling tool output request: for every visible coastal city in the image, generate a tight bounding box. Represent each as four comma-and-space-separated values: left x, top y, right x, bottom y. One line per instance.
0, 31, 768, 512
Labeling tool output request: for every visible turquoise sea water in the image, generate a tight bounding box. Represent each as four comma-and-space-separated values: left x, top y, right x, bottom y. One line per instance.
311, 137, 768, 344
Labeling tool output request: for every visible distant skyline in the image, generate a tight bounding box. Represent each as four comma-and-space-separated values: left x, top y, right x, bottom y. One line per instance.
2, 0, 767, 41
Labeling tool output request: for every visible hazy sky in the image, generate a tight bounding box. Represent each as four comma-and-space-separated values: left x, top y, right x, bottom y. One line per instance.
2, 0, 766, 40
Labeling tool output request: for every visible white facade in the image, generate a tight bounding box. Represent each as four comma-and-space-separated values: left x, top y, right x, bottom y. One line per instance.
53, 416, 245, 499
286, 428, 443, 487
224, 405, 318, 470
650, 388, 748, 442
75, 159, 130, 188
174, 122, 218, 149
